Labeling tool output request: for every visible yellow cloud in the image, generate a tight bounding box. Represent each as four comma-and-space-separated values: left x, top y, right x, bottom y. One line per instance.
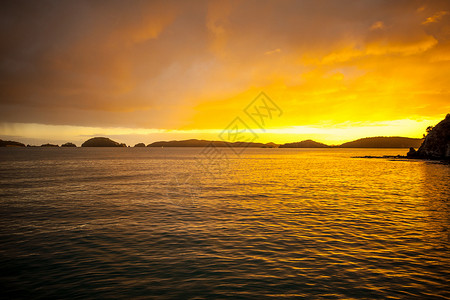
365, 35, 438, 56
422, 11, 448, 24
321, 47, 363, 64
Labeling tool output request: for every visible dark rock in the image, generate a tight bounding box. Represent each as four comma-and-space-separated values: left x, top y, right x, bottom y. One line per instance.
412, 114, 450, 160
406, 147, 417, 158
81, 137, 126, 147
134, 143, 146, 147
353, 155, 407, 159
41, 143, 59, 147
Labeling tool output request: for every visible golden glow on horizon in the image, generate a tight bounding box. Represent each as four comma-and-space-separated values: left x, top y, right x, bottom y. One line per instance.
1, 117, 443, 146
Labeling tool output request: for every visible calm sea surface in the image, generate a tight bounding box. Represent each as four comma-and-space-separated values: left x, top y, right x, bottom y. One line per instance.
0, 148, 449, 299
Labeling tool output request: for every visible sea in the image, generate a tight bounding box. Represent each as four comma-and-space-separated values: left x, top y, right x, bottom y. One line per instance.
0, 147, 449, 299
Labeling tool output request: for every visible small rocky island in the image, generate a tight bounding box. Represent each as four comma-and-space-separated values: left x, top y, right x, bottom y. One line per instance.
81, 137, 127, 147
61, 142, 77, 147
407, 114, 450, 160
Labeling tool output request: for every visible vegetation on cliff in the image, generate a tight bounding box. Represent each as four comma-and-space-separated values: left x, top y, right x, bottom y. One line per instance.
407, 114, 450, 160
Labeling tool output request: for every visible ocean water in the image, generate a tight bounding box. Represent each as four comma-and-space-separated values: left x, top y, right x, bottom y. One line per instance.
0, 147, 449, 299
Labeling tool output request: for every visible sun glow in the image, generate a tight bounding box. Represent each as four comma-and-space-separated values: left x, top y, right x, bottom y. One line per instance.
1, 116, 442, 146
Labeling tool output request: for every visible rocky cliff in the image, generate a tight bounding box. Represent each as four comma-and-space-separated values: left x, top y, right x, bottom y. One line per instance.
407, 114, 450, 160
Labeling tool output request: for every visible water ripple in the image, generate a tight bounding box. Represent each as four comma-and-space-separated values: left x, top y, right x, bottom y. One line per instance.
0, 148, 449, 299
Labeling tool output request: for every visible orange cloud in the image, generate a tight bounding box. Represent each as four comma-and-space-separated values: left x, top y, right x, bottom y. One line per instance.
265, 48, 282, 55
0, 0, 449, 144
423, 11, 448, 24
370, 21, 385, 30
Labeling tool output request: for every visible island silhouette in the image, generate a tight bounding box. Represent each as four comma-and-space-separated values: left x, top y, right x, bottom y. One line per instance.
279, 140, 329, 148
81, 137, 127, 147
147, 139, 278, 148
0, 136, 424, 148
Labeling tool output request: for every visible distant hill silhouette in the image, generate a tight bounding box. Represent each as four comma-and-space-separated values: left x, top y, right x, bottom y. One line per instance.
82, 137, 126, 147
147, 139, 278, 148
338, 137, 423, 148
263, 142, 278, 148
0, 139, 25, 147
0, 135, 428, 150
148, 137, 423, 148
279, 140, 329, 148
278, 137, 422, 148
408, 114, 450, 160
61, 142, 77, 147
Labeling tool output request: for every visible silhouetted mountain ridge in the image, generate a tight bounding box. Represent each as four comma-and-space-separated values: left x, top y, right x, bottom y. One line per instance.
0, 136, 428, 149
339, 136, 423, 148
279, 140, 328, 148
61, 142, 76, 147
147, 139, 278, 148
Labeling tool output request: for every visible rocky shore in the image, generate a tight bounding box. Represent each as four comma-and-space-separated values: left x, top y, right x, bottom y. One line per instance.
407, 114, 450, 160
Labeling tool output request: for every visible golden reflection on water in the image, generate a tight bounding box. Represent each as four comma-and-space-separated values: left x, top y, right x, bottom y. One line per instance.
198, 148, 450, 250
419, 162, 450, 245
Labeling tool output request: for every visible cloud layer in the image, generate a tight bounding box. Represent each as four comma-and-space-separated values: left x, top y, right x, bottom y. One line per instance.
1, 0, 449, 134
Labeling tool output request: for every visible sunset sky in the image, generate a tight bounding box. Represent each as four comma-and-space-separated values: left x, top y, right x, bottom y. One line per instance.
1, 0, 449, 146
